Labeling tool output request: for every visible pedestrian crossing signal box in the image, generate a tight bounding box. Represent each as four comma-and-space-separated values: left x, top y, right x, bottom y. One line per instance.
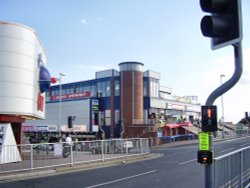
201, 106, 218, 132
197, 150, 213, 164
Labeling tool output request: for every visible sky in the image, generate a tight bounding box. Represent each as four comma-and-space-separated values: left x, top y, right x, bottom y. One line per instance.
1, 0, 250, 123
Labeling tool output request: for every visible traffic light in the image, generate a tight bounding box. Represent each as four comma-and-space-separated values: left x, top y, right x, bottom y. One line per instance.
201, 106, 218, 132
200, 0, 242, 50
197, 150, 213, 164
68, 116, 76, 128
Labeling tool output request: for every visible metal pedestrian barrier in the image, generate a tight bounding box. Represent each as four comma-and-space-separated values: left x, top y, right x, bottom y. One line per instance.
0, 138, 149, 174
213, 146, 250, 188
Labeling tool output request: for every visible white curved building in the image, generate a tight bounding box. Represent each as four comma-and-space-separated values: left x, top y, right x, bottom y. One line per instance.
0, 21, 47, 119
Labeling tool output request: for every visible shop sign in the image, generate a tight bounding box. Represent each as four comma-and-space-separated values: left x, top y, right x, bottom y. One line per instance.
60, 125, 87, 132
36, 125, 48, 132
22, 125, 35, 132
50, 91, 91, 101
73, 125, 87, 132
48, 125, 58, 132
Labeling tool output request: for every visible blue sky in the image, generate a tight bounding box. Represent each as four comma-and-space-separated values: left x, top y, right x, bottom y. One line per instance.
1, 0, 250, 123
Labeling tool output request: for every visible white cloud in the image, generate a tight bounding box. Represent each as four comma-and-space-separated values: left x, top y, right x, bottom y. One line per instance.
81, 18, 88, 25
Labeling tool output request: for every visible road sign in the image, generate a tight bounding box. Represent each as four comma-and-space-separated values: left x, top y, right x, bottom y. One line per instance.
198, 132, 209, 151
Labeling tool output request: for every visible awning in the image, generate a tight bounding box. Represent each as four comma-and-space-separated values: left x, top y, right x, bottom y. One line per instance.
163, 122, 192, 129
181, 125, 199, 135
178, 122, 192, 126
163, 124, 180, 129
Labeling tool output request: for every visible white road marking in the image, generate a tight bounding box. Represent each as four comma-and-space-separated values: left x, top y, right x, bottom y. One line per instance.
218, 148, 235, 154
85, 170, 157, 188
178, 159, 196, 165
240, 143, 249, 147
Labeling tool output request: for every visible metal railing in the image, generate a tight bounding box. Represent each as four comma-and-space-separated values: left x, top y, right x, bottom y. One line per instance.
0, 138, 149, 174
213, 146, 250, 188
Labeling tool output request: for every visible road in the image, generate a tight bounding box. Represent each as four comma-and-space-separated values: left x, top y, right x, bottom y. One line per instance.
1, 137, 250, 188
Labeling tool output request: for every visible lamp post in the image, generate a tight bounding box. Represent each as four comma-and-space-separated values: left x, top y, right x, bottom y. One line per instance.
58, 72, 66, 141
220, 74, 225, 139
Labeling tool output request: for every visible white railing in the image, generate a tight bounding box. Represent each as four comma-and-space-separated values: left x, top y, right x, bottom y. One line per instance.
213, 146, 250, 188
0, 138, 149, 174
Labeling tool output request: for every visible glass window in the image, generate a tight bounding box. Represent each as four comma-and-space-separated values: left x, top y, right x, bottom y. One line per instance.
97, 80, 111, 98
150, 78, 159, 98
106, 81, 110, 96
91, 85, 96, 97
51, 89, 59, 96
45, 91, 50, 102
115, 110, 120, 124
61, 87, 66, 95
143, 80, 148, 96
114, 80, 120, 96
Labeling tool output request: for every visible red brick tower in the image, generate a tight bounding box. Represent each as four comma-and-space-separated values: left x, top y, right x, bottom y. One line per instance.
119, 62, 144, 137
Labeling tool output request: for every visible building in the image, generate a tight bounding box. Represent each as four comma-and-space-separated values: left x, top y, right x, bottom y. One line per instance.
0, 21, 51, 147
26, 62, 201, 140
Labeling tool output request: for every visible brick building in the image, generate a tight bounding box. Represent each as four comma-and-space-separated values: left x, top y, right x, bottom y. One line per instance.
26, 62, 201, 139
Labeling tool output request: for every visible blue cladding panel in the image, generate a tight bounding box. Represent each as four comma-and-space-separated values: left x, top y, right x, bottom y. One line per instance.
144, 97, 150, 109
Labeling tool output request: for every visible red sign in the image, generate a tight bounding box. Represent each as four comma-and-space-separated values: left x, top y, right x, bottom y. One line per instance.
37, 92, 44, 111
22, 125, 35, 132
50, 91, 91, 101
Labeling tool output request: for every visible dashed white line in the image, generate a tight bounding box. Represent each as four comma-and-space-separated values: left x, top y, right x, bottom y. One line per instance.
240, 143, 249, 147
178, 159, 196, 165
85, 170, 157, 188
218, 148, 235, 154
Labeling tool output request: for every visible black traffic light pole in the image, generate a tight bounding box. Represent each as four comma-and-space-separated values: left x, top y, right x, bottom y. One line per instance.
199, 0, 243, 186
206, 43, 243, 106
205, 42, 243, 188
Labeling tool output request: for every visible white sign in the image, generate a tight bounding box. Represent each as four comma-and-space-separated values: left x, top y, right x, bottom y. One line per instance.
73, 125, 87, 132
0, 123, 21, 164
60, 125, 87, 132
48, 125, 58, 132
36, 125, 48, 132
53, 143, 63, 157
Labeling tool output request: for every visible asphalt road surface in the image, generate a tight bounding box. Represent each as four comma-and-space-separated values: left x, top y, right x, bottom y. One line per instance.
1, 136, 250, 188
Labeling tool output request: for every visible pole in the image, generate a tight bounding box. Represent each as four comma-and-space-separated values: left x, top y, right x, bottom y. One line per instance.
58, 73, 65, 141
220, 75, 225, 139
205, 42, 243, 188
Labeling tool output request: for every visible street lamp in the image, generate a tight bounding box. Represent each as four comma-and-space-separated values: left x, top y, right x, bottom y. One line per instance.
58, 72, 66, 141
220, 74, 225, 139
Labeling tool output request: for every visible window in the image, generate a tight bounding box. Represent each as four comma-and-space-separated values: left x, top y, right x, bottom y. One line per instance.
97, 80, 111, 97
150, 78, 159, 98
143, 80, 148, 96
51, 88, 59, 96
115, 110, 120, 125
114, 80, 120, 96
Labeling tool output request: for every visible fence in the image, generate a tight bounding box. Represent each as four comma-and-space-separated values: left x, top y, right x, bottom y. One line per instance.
213, 146, 250, 188
0, 138, 149, 174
